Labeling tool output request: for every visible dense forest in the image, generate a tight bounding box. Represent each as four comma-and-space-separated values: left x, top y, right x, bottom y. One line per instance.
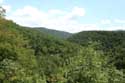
0, 7, 125, 83
68, 31, 125, 70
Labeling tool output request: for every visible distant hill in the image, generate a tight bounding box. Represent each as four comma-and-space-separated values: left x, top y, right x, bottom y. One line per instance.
33, 27, 72, 39
68, 31, 125, 70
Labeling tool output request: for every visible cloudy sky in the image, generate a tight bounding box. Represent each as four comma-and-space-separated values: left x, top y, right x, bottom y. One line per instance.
0, 0, 125, 33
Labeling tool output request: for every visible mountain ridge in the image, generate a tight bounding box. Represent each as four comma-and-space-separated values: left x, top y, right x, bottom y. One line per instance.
33, 27, 72, 39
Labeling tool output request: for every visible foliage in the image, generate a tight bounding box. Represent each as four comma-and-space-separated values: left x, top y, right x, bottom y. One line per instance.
0, 19, 124, 83
68, 31, 125, 70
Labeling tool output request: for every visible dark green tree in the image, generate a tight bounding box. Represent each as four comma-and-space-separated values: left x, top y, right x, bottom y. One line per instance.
0, 6, 6, 18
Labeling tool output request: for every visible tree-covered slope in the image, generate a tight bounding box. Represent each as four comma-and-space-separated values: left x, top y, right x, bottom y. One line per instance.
68, 31, 125, 70
34, 27, 72, 39
0, 18, 124, 83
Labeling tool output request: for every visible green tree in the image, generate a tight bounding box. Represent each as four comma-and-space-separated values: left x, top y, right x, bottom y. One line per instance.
0, 6, 6, 18
66, 43, 124, 83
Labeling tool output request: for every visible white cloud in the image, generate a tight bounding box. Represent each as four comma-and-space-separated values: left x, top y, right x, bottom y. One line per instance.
114, 19, 125, 23
62, 6, 85, 21
6, 5, 125, 33
7, 6, 93, 33
72, 7, 85, 16
100, 19, 111, 24
7, 6, 48, 27
99, 19, 125, 30
0, 0, 3, 4
100, 26, 125, 31
48, 9, 66, 15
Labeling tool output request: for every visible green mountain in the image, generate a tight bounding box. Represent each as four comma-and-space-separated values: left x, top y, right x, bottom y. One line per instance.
68, 31, 125, 70
0, 18, 124, 83
33, 27, 72, 39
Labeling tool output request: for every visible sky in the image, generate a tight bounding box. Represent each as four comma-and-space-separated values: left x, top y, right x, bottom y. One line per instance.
0, 0, 125, 33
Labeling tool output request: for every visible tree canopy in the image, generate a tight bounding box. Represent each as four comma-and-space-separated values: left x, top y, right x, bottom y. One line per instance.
0, 18, 124, 83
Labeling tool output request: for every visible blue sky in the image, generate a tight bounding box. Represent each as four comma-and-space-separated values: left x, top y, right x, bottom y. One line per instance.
1, 0, 125, 33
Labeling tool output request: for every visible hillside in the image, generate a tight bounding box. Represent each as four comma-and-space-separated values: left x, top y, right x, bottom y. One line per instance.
68, 31, 125, 70
0, 18, 124, 83
0, 18, 80, 83
34, 27, 72, 39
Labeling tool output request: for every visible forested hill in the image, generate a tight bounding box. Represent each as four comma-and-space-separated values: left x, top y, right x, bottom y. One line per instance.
0, 18, 80, 83
0, 18, 124, 83
68, 31, 125, 70
33, 27, 72, 39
